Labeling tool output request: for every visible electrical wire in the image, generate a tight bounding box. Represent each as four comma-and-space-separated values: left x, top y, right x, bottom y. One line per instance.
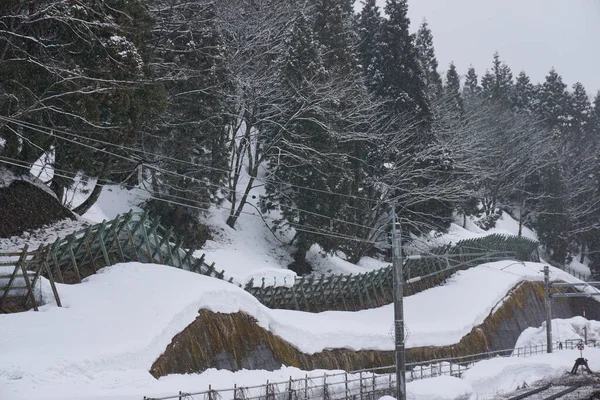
0, 115, 384, 205
0, 157, 383, 245
0, 148, 390, 234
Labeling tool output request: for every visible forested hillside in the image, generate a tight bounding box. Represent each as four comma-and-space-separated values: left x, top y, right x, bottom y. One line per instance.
1, 0, 600, 275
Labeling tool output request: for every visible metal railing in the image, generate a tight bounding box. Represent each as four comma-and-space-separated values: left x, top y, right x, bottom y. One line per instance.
143, 340, 596, 400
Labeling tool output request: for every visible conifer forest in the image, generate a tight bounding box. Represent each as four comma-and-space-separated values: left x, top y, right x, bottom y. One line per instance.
1, 0, 600, 275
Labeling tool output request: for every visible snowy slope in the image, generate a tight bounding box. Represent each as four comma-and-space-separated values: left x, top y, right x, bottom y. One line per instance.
0, 259, 595, 399
1, 182, 598, 399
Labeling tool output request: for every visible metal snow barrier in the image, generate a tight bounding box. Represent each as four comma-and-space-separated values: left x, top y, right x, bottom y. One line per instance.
2, 211, 541, 313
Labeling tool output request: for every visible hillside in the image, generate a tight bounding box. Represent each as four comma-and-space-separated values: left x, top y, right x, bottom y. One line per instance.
1, 261, 597, 400
0, 168, 75, 238
1, 185, 600, 399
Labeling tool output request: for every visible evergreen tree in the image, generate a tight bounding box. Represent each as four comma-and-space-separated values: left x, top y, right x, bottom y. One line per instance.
444, 62, 463, 116
463, 66, 480, 97
356, 0, 384, 92
143, 0, 232, 244
511, 71, 536, 114
591, 92, 600, 141
480, 70, 494, 98
312, 0, 357, 72
480, 52, 513, 104
0, 0, 157, 205
535, 67, 568, 131
415, 20, 443, 98
263, 13, 379, 273
534, 139, 571, 266
586, 147, 600, 278
378, 0, 431, 124
566, 82, 592, 150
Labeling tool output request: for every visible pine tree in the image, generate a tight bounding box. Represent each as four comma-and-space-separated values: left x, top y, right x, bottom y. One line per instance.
586, 146, 600, 278
444, 62, 463, 116
143, 0, 232, 243
535, 67, 568, 131
480, 70, 494, 98
0, 0, 157, 204
567, 82, 592, 150
463, 66, 480, 97
591, 92, 600, 140
511, 71, 536, 114
480, 52, 513, 104
378, 0, 431, 124
415, 20, 443, 98
532, 69, 576, 266
356, 0, 384, 92
534, 139, 572, 266
263, 13, 379, 273
312, 0, 357, 72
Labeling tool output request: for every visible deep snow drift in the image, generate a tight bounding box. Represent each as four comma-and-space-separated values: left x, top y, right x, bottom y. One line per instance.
0, 260, 595, 399
1, 183, 597, 400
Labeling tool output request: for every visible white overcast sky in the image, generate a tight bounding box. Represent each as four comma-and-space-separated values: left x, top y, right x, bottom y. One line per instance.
354, 0, 600, 97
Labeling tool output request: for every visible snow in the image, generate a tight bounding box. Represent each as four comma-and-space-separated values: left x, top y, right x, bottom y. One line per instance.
1, 259, 596, 399
515, 316, 600, 349
413, 212, 538, 252
2, 181, 600, 399
0, 217, 90, 261
462, 348, 600, 397
82, 185, 145, 224
0, 166, 57, 198
406, 376, 472, 400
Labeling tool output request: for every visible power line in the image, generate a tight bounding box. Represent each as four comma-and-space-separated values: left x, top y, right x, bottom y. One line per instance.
2, 116, 391, 230
1, 115, 386, 205
0, 152, 388, 235
0, 158, 383, 245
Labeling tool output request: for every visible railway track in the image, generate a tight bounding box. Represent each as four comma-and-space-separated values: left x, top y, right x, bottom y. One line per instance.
507, 383, 600, 400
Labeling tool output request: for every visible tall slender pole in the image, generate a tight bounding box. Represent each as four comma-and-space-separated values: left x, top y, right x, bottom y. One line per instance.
391, 208, 406, 400
544, 265, 553, 353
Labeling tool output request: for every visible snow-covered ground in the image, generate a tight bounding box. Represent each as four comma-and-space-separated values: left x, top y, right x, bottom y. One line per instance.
1, 183, 598, 399
0, 260, 596, 400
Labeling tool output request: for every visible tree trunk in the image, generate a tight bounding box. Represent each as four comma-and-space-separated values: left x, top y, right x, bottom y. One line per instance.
517, 211, 523, 237
72, 183, 103, 216
50, 179, 64, 203
73, 156, 112, 216
580, 243, 586, 264
289, 238, 312, 275
226, 174, 256, 228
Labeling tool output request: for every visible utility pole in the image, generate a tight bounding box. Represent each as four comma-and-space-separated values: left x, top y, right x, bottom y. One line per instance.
391, 207, 406, 400
583, 306, 587, 344
544, 266, 553, 353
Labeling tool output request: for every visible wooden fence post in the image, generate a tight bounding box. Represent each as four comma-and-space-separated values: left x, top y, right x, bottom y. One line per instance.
0, 245, 29, 309
18, 245, 38, 311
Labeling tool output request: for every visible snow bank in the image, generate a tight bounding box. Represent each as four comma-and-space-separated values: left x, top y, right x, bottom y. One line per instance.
515, 316, 600, 348
407, 376, 472, 400
462, 348, 600, 397
0, 260, 595, 399
82, 185, 145, 224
